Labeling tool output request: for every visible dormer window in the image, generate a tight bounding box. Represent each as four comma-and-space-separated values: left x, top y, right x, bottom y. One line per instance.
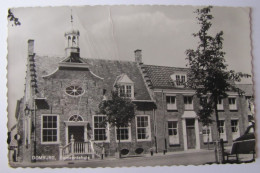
170, 73, 187, 87
115, 74, 134, 99
176, 75, 186, 86
119, 84, 133, 98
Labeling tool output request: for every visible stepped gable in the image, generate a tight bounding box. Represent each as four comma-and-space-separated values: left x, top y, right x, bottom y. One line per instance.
33, 55, 152, 101
143, 64, 188, 89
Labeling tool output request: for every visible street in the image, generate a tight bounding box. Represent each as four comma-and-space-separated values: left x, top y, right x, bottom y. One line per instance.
11, 149, 217, 168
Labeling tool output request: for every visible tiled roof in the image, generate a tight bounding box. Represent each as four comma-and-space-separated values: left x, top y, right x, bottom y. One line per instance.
143, 64, 188, 89
235, 84, 254, 96
34, 55, 152, 101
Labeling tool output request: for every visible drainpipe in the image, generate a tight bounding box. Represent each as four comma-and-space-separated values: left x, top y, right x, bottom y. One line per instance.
153, 108, 158, 153
33, 90, 37, 162
162, 90, 167, 154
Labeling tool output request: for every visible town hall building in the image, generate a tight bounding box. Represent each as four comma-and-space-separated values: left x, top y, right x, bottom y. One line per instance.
14, 25, 253, 162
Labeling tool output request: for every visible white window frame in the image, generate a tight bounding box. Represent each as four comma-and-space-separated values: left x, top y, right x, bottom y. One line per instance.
166, 95, 177, 110
170, 73, 187, 87
231, 119, 240, 140
176, 74, 186, 86
135, 115, 151, 142
115, 124, 132, 143
184, 96, 193, 110
228, 97, 237, 110
168, 121, 179, 145
217, 98, 224, 110
41, 114, 60, 144
119, 84, 134, 99
202, 126, 212, 143
92, 115, 110, 143
218, 120, 227, 141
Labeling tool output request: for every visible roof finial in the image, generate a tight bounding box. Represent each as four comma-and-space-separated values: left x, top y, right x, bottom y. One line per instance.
70, 9, 73, 29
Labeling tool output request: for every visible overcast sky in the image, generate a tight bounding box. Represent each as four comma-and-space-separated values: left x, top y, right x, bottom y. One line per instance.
7, 5, 252, 128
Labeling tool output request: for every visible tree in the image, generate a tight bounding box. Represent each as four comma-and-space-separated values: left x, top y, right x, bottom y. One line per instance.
186, 6, 250, 138
8, 9, 21, 26
98, 86, 136, 157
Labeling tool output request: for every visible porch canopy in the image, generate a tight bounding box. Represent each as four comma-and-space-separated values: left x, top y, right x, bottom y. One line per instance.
182, 111, 197, 118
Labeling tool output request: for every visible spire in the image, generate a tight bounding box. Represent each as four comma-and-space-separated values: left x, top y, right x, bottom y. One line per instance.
71, 9, 74, 29
64, 9, 80, 58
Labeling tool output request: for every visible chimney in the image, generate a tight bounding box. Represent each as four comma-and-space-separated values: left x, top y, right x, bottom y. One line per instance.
134, 49, 142, 64
28, 39, 34, 56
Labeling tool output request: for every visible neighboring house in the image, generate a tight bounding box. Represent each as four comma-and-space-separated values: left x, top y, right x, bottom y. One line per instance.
236, 84, 254, 132
9, 99, 24, 162
137, 60, 252, 152
14, 27, 252, 162
8, 124, 18, 162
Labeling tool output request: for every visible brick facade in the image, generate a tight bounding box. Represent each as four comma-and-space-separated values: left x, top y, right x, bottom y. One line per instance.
14, 31, 252, 162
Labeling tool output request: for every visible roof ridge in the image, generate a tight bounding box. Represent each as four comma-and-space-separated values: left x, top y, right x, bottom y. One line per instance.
143, 64, 188, 69
35, 54, 136, 63
85, 57, 136, 63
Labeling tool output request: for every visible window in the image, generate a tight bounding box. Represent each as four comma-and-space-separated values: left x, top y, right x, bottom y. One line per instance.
199, 97, 208, 109
119, 85, 125, 97
217, 98, 224, 110
136, 115, 151, 141
69, 115, 83, 122
218, 120, 227, 141
168, 121, 179, 145
184, 96, 193, 110
229, 97, 237, 110
41, 115, 59, 143
166, 96, 177, 110
65, 86, 84, 97
116, 74, 134, 98
93, 115, 109, 141
231, 120, 240, 140
126, 85, 132, 98
175, 75, 186, 86
202, 126, 212, 143
119, 84, 133, 98
116, 125, 131, 142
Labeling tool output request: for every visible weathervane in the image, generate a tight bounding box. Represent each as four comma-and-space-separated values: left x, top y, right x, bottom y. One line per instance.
70, 9, 74, 29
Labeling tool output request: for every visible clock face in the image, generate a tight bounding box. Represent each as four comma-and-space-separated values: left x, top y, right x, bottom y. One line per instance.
65, 86, 84, 96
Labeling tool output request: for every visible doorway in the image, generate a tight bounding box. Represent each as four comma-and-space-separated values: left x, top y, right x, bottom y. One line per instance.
68, 126, 84, 142
186, 119, 196, 149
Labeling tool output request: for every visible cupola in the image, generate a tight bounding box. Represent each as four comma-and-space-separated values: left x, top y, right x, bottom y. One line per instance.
64, 11, 80, 59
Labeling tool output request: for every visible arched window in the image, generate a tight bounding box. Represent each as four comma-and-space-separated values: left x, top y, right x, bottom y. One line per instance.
69, 115, 83, 122
68, 36, 71, 47
72, 36, 76, 46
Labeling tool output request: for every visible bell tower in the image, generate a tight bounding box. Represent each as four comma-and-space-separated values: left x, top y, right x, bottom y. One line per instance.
65, 10, 80, 59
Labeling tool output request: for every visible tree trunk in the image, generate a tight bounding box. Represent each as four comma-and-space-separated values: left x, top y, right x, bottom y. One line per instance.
214, 98, 220, 140
214, 97, 223, 164
207, 125, 210, 150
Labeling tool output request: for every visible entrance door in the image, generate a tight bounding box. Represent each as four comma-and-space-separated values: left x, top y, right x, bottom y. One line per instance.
68, 126, 84, 142
186, 119, 196, 149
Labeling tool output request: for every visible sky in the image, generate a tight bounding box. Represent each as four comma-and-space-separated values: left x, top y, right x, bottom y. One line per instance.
7, 5, 253, 129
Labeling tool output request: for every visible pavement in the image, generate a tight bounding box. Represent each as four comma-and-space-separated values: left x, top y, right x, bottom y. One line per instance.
9, 149, 255, 168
